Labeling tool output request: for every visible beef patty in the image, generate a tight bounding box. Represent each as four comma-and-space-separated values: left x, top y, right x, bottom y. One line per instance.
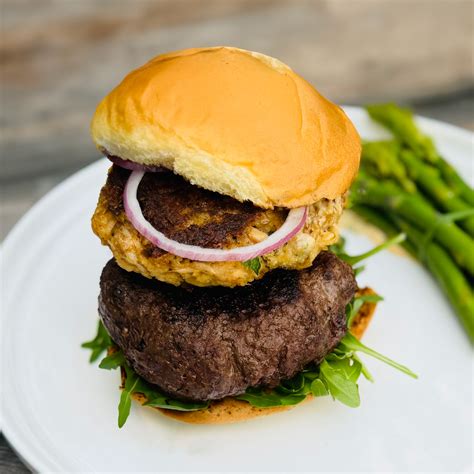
99, 251, 356, 402
92, 166, 344, 287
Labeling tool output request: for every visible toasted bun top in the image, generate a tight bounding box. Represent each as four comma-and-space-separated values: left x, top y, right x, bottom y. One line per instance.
91, 47, 360, 208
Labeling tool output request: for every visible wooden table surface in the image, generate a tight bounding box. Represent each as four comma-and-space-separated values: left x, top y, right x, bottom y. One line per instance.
1, 0, 473, 471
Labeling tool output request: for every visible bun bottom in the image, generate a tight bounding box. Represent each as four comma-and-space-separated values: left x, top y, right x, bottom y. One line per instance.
125, 287, 378, 424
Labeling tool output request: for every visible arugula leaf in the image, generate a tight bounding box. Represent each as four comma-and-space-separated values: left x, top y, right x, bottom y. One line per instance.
118, 390, 133, 428
98, 349, 210, 426
345, 359, 363, 383
329, 236, 346, 257
235, 389, 306, 407
340, 233, 406, 266
132, 376, 209, 411
330, 233, 406, 267
353, 266, 365, 277
347, 293, 384, 326
81, 320, 111, 363
353, 353, 374, 382
99, 351, 125, 370
340, 333, 418, 379
145, 398, 208, 411
118, 366, 140, 428
319, 360, 360, 407
301, 371, 319, 381
275, 373, 305, 394
325, 355, 362, 383
311, 379, 329, 397
242, 257, 262, 275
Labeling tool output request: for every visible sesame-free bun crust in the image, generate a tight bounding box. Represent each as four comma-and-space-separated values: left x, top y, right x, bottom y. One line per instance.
122, 288, 377, 424
91, 47, 360, 208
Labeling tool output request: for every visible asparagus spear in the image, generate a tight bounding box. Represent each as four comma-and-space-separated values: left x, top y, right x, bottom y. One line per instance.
352, 205, 474, 343
362, 139, 474, 235
400, 150, 474, 236
436, 159, 474, 207
366, 103, 474, 206
352, 172, 474, 275
394, 217, 474, 343
366, 103, 437, 161
362, 141, 416, 193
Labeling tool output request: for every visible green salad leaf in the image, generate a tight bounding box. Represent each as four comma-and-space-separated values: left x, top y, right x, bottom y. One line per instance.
339, 333, 418, 379
319, 360, 360, 407
235, 388, 307, 407
310, 379, 329, 397
242, 257, 262, 275
276, 373, 305, 394
99, 350, 125, 370
145, 396, 209, 412
333, 233, 406, 266
353, 266, 366, 277
330, 234, 406, 274
346, 293, 384, 327
101, 353, 209, 427
81, 320, 111, 362
325, 354, 362, 383
329, 236, 347, 258
118, 366, 140, 428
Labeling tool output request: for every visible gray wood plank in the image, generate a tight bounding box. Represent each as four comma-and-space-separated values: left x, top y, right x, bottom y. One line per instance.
1, 0, 472, 181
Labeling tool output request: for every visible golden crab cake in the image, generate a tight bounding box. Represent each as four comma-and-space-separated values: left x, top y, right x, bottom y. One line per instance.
91, 166, 345, 287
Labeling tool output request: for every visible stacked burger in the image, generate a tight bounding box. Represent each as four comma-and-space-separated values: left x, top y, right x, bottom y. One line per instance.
89, 47, 373, 425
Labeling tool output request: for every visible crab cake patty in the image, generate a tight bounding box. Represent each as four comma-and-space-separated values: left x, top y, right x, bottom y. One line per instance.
92, 166, 344, 287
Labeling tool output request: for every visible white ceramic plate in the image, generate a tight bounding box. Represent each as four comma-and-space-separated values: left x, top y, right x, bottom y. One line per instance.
1, 107, 472, 473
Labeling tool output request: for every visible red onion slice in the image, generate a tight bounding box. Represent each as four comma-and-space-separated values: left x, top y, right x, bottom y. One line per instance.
107, 155, 165, 172
124, 171, 308, 262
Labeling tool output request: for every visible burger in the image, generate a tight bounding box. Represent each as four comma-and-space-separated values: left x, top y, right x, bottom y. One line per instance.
84, 47, 415, 427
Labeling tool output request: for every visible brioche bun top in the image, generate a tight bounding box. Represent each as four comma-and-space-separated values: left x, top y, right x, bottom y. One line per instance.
91, 47, 360, 208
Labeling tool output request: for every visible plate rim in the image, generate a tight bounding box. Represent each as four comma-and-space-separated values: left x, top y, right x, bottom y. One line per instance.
1, 106, 473, 473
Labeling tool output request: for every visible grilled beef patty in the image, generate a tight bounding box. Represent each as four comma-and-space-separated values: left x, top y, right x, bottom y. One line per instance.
99, 251, 356, 401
